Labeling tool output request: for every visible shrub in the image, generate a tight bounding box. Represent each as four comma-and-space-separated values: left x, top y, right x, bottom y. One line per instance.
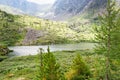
66, 54, 91, 80
0, 45, 10, 56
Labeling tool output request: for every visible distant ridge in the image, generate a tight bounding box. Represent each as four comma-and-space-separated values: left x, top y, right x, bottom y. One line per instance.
0, 5, 24, 15
0, 0, 52, 17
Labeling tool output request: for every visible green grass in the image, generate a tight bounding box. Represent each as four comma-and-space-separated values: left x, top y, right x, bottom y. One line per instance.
0, 50, 115, 80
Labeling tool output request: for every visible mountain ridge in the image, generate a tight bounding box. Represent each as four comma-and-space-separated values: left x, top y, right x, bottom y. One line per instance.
0, 4, 24, 15
0, 0, 119, 20
0, 0, 52, 17
48, 0, 107, 20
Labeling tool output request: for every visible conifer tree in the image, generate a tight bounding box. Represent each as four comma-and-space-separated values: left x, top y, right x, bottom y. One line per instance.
94, 0, 120, 79
38, 47, 61, 80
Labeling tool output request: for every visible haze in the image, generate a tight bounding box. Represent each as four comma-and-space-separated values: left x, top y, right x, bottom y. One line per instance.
27, 0, 56, 4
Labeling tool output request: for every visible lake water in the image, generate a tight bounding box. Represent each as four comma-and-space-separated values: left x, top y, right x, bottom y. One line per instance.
8, 43, 96, 56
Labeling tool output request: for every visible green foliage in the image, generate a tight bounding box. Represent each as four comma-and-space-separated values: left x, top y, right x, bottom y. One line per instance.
0, 50, 119, 80
0, 45, 11, 61
66, 54, 90, 80
0, 10, 22, 46
94, 0, 120, 57
93, 0, 120, 79
36, 47, 62, 80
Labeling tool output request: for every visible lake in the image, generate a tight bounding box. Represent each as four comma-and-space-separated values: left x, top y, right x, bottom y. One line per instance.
9, 43, 96, 56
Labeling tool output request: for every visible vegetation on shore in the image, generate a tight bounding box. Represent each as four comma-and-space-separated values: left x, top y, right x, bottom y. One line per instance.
0, 50, 119, 80
0, 45, 12, 61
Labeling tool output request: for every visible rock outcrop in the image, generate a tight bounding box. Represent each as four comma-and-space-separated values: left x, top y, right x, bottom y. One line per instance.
23, 28, 46, 45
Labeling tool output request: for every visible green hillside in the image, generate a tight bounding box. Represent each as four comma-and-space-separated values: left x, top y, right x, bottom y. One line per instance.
0, 10, 23, 46
0, 10, 94, 46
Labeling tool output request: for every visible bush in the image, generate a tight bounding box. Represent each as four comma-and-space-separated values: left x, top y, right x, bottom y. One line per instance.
0, 45, 10, 56
0, 45, 11, 61
66, 54, 91, 80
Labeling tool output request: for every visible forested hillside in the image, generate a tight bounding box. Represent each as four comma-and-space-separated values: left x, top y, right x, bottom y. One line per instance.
0, 10, 94, 46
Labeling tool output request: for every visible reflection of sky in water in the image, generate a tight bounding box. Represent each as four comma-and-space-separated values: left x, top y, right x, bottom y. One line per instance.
9, 43, 96, 56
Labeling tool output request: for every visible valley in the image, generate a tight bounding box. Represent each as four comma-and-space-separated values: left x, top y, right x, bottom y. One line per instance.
0, 0, 120, 80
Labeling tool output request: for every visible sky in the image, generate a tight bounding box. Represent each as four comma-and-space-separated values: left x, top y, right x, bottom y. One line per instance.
27, 0, 56, 4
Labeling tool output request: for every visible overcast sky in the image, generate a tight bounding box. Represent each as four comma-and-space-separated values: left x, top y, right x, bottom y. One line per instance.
27, 0, 56, 4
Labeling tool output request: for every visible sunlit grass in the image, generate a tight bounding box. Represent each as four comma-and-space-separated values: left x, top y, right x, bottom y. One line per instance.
0, 50, 115, 80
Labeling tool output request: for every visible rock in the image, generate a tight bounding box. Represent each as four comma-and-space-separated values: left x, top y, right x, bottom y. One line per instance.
22, 28, 46, 45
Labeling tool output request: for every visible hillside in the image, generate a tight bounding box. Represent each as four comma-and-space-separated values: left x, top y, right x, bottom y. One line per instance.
0, 0, 52, 17
1, 0, 112, 45
0, 10, 94, 46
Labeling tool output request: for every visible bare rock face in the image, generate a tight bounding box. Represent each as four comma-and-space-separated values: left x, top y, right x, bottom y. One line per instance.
23, 28, 46, 45
49, 0, 107, 20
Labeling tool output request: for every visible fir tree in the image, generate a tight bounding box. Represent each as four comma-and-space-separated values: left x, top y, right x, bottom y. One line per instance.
93, 0, 120, 79
37, 47, 61, 80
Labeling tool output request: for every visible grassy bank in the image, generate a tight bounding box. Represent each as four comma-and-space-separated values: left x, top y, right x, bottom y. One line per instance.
1, 50, 116, 80
1, 50, 120, 80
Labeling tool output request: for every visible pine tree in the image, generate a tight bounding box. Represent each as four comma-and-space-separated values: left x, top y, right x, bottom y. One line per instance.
37, 47, 61, 80
93, 0, 120, 79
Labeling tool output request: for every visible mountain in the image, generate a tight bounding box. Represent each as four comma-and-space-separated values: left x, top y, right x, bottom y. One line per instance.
0, 5, 24, 15
47, 0, 108, 20
0, 0, 52, 17
0, 0, 119, 20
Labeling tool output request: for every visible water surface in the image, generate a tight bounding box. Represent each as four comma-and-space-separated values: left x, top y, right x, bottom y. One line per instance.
9, 43, 96, 56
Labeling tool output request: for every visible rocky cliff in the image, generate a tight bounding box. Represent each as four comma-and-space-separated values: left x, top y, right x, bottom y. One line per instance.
48, 0, 108, 20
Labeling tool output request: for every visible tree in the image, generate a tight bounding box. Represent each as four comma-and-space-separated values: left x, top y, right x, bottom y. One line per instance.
37, 47, 61, 80
93, 0, 120, 79
65, 54, 90, 80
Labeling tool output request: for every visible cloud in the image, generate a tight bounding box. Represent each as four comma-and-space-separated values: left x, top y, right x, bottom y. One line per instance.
27, 0, 56, 4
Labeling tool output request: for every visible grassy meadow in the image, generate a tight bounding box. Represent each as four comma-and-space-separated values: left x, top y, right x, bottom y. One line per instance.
0, 50, 113, 80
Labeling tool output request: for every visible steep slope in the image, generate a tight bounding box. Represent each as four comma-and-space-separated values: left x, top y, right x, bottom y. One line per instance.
0, 0, 52, 17
49, 0, 107, 20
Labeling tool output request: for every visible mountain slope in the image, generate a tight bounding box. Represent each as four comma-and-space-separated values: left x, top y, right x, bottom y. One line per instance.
0, 0, 52, 16
49, 0, 108, 20
0, 5, 24, 15
1, 10, 93, 45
